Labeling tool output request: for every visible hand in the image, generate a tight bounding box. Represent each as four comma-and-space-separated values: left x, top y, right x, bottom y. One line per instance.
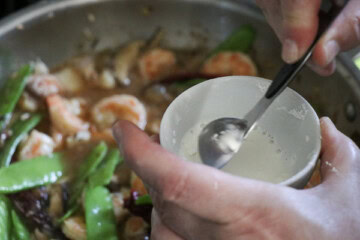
255, 0, 360, 76
112, 117, 360, 240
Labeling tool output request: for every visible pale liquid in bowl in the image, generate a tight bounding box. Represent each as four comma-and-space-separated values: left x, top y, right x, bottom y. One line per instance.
179, 123, 294, 183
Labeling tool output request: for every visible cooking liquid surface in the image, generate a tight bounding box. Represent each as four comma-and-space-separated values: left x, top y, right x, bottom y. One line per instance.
179, 122, 293, 183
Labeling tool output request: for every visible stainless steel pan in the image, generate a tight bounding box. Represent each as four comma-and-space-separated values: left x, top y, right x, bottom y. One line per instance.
0, 0, 359, 145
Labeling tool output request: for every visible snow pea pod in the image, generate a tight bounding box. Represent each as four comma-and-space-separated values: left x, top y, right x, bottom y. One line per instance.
60, 142, 108, 222
0, 194, 11, 240
85, 186, 117, 240
0, 153, 64, 194
209, 25, 256, 56
11, 210, 30, 240
0, 114, 42, 167
88, 149, 122, 189
72, 141, 108, 190
0, 65, 33, 116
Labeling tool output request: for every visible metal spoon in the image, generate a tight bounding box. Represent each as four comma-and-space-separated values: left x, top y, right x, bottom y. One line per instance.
198, 2, 346, 169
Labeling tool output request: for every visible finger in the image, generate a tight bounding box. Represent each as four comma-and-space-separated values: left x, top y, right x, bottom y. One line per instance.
280, 0, 322, 63
313, 0, 360, 67
255, 0, 283, 37
151, 210, 184, 240
319, 117, 359, 186
306, 59, 336, 76
112, 120, 276, 222
150, 189, 218, 239
150, 134, 160, 143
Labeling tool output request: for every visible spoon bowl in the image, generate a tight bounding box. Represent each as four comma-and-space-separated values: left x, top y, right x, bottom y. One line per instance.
198, 117, 246, 169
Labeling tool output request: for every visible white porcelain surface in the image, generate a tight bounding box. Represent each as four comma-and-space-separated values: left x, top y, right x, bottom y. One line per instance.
160, 76, 321, 188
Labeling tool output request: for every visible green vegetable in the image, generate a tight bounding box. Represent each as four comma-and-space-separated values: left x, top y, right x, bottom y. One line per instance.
0, 195, 11, 240
135, 194, 153, 206
0, 65, 33, 116
61, 142, 108, 222
0, 153, 63, 194
85, 186, 117, 240
57, 204, 80, 224
209, 25, 256, 56
0, 114, 11, 132
171, 78, 206, 93
89, 149, 122, 189
11, 210, 30, 240
0, 114, 42, 168
72, 141, 108, 191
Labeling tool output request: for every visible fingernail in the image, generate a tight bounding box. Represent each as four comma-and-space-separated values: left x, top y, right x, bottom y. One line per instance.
307, 60, 336, 76
282, 39, 299, 63
320, 117, 334, 129
324, 40, 340, 66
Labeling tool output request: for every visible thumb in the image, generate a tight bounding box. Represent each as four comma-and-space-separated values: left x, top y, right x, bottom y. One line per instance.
319, 117, 359, 186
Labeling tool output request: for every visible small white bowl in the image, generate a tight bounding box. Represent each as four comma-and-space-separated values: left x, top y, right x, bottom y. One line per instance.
160, 76, 321, 188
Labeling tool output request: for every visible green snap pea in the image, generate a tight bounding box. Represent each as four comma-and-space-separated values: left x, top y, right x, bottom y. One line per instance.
89, 149, 122, 189
0, 114, 42, 168
0, 195, 11, 240
0, 114, 11, 132
0, 65, 33, 116
11, 210, 30, 240
56, 204, 80, 224
72, 141, 108, 190
0, 153, 64, 194
61, 142, 108, 222
209, 25, 256, 56
135, 194, 153, 206
85, 186, 117, 240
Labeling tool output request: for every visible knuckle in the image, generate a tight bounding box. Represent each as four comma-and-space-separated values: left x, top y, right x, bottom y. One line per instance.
159, 170, 190, 204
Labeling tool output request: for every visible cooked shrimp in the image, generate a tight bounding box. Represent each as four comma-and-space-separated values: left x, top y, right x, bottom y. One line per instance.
124, 216, 148, 240
18, 130, 55, 161
90, 128, 116, 144
92, 94, 147, 130
27, 74, 61, 97
138, 48, 177, 82
62, 216, 87, 240
47, 95, 89, 135
201, 51, 257, 76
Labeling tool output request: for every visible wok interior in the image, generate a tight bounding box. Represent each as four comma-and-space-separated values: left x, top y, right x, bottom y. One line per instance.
1, 0, 359, 147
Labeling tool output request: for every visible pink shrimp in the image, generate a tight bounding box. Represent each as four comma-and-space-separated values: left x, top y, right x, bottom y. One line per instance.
138, 48, 177, 82
18, 130, 55, 161
201, 51, 257, 76
91, 94, 147, 130
46, 95, 89, 135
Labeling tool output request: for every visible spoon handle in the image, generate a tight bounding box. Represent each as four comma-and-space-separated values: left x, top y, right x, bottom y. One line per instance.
265, 2, 346, 99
